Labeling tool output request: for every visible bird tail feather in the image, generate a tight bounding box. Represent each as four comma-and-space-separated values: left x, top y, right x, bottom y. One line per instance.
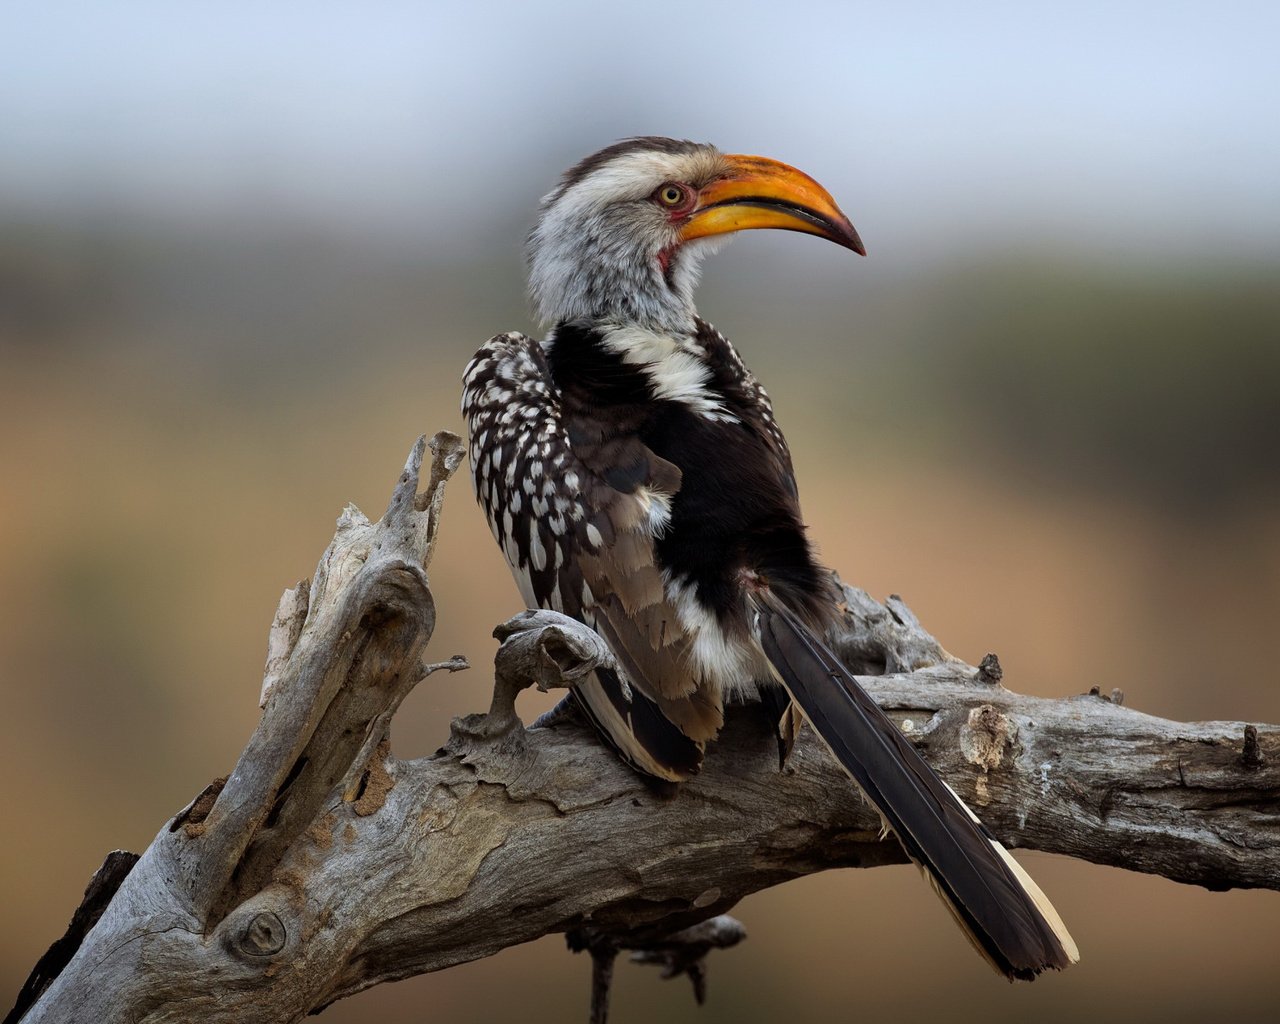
752, 592, 1078, 980
569, 667, 704, 783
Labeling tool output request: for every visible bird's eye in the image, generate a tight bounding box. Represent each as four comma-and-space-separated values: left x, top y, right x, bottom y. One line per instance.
655, 183, 691, 208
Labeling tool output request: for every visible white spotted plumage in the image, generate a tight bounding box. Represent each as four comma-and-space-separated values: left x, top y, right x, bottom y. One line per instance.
462, 327, 769, 708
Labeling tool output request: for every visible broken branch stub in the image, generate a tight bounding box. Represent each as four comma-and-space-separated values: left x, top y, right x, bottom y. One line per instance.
17, 433, 468, 1024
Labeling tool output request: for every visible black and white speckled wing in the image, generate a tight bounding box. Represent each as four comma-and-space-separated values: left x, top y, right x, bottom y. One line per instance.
462, 332, 723, 780
695, 318, 798, 493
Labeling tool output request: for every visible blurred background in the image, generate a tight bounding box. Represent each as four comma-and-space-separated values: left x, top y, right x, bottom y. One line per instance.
3, 1, 1278, 1021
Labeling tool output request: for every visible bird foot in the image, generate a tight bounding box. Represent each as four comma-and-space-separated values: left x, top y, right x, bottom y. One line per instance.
461, 611, 619, 742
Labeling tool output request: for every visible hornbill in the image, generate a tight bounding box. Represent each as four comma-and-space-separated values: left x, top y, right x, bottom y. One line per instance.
462, 137, 1078, 980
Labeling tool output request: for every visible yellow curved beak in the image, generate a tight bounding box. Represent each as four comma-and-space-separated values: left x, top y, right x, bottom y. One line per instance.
680, 154, 865, 255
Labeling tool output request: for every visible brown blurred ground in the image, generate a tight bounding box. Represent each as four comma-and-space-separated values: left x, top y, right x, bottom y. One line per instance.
2, 209, 1278, 1024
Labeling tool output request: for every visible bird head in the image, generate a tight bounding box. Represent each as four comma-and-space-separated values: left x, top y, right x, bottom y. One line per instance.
527, 137, 863, 335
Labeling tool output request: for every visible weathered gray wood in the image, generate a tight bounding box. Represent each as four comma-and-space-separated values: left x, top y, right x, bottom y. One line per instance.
12, 432, 1280, 1024
3, 851, 140, 1024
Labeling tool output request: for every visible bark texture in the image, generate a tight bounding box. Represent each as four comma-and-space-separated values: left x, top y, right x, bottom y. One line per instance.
10, 432, 1280, 1024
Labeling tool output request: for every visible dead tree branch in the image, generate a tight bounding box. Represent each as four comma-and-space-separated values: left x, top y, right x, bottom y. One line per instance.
10, 432, 1280, 1024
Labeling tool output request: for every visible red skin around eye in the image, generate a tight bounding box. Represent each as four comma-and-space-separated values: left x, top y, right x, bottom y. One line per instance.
653, 184, 697, 219
655, 185, 698, 275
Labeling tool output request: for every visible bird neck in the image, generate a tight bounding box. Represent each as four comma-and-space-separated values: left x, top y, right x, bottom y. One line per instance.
545, 319, 730, 421
528, 229, 706, 336
531, 268, 697, 337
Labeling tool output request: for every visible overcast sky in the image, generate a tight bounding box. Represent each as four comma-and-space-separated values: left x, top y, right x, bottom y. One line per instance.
4, 0, 1278, 263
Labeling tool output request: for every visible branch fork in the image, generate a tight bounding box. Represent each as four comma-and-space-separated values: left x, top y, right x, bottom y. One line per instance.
11, 430, 1280, 1024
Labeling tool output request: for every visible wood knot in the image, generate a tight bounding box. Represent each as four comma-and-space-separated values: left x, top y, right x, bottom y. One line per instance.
1086, 685, 1125, 705
976, 653, 1003, 685
239, 912, 287, 957
1241, 725, 1265, 770
959, 705, 1013, 774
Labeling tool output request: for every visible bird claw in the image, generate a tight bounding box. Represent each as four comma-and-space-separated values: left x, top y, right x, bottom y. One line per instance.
475, 611, 619, 737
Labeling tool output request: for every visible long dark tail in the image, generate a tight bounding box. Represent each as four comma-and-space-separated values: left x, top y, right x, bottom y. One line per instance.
753, 593, 1078, 980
